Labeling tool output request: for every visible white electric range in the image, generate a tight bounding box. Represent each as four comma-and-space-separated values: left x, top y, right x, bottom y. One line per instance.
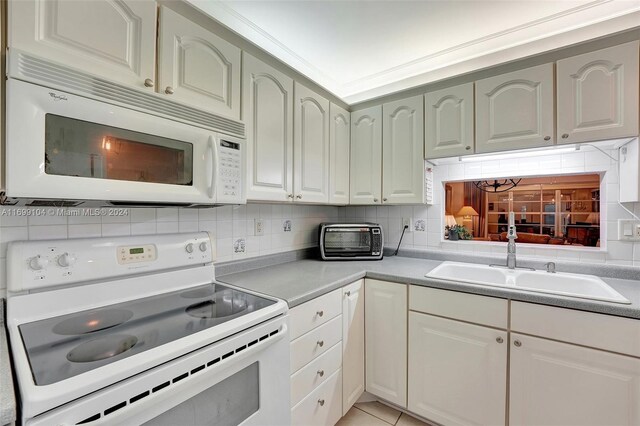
5, 232, 290, 425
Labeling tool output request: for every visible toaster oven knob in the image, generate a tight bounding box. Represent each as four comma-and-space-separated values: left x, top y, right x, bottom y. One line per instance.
185, 243, 195, 253
29, 255, 48, 271
199, 242, 208, 252
57, 253, 76, 267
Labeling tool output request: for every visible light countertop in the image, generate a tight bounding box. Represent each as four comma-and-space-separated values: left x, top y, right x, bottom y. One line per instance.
219, 256, 640, 319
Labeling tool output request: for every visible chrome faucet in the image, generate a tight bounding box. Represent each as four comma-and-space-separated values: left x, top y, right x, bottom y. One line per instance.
506, 212, 518, 269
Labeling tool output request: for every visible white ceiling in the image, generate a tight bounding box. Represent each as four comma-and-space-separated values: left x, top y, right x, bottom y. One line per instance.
187, 0, 640, 104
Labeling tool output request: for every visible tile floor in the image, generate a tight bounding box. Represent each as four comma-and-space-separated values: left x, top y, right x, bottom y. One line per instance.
336, 401, 432, 426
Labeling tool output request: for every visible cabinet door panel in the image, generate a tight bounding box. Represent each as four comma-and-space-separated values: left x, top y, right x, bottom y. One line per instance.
382, 96, 425, 204
408, 312, 507, 426
294, 82, 330, 204
330, 103, 350, 205
342, 280, 365, 415
510, 333, 640, 426
350, 106, 382, 205
425, 83, 474, 159
158, 7, 241, 118
242, 53, 293, 202
9, 0, 156, 88
557, 41, 639, 144
476, 64, 554, 153
365, 279, 407, 407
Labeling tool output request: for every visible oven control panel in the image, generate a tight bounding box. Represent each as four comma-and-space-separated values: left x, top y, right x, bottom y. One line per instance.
216, 138, 244, 204
117, 244, 157, 265
6, 232, 215, 292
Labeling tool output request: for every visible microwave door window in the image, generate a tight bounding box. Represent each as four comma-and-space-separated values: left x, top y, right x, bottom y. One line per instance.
44, 114, 193, 185
324, 229, 371, 252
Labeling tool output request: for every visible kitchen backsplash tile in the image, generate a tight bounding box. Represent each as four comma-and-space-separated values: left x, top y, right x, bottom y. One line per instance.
0, 203, 341, 295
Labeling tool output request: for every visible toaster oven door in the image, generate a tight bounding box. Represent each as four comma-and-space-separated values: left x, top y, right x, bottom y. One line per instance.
322, 228, 373, 258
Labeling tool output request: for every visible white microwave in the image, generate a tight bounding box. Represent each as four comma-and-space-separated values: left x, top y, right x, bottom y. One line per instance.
3, 79, 245, 207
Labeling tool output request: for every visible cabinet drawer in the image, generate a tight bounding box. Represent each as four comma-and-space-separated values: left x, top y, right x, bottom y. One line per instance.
289, 289, 342, 340
291, 369, 342, 426
291, 315, 342, 374
511, 301, 640, 358
410, 286, 508, 329
291, 342, 342, 407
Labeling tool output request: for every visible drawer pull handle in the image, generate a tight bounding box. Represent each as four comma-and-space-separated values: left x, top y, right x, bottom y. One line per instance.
317, 340, 324, 347
562, 133, 569, 139
316, 310, 324, 317
345, 291, 351, 297
318, 399, 325, 407
317, 370, 325, 377
496, 337, 504, 344
514, 340, 522, 347
544, 136, 551, 141
144, 78, 154, 87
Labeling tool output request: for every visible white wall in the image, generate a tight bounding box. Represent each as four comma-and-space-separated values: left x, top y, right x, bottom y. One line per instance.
346, 144, 640, 267
0, 203, 343, 295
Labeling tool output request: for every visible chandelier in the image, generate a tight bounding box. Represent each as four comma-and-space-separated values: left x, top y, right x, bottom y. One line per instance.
473, 178, 521, 193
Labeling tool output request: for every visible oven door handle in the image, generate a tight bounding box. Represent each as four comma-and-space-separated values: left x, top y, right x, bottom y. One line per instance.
206, 136, 217, 200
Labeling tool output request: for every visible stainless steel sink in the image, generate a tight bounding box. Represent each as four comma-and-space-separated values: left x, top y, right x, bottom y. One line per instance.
426, 262, 630, 304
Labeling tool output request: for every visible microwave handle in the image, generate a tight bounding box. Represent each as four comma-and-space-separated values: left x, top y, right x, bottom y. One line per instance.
206, 136, 217, 199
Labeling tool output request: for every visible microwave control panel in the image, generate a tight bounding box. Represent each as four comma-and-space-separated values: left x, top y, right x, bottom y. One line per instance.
217, 139, 244, 203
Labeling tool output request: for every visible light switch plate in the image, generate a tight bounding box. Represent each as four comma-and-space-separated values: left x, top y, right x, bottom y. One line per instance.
617, 219, 640, 241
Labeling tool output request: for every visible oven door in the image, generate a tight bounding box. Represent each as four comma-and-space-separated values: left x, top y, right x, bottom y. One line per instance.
6, 79, 218, 205
26, 316, 289, 426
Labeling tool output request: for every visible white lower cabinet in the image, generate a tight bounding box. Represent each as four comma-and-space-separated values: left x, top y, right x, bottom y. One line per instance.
365, 279, 407, 407
292, 369, 343, 426
290, 281, 365, 426
342, 280, 365, 415
509, 333, 640, 426
408, 312, 507, 426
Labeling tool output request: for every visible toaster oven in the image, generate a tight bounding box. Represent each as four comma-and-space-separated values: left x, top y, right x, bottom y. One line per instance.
319, 223, 383, 260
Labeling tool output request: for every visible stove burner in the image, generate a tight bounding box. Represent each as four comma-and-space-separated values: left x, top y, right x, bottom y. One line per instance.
186, 296, 248, 319
52, 309, 133, 335
67, 335, 138, 363
180, 286, 216, 299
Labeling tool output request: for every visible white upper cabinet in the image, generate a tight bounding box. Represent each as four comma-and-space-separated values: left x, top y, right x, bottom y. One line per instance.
350, 106, 382, 205
242, 53, 294, 202
9, 0, 157, 89
476, 63, 555, 153
158, 7, 241, 119
329, 103, 351, 205
425, 83, 475, 159
294, 82, 330, 204
557, 41, 640, 145
382, 95, 425, 204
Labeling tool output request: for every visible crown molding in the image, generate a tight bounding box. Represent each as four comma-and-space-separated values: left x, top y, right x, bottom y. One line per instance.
186, 0, 640, 105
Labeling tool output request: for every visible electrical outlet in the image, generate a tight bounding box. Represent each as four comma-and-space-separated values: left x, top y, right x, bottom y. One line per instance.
255, 219, 264, 236
635, 224, 640, 240
402, 217, 412, 231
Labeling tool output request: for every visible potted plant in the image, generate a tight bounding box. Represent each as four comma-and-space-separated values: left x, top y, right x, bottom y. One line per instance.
445, 224, 473, 241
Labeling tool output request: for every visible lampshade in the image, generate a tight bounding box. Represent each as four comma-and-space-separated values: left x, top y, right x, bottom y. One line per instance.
457, 206, 479, 217
445, 215, 457, 227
